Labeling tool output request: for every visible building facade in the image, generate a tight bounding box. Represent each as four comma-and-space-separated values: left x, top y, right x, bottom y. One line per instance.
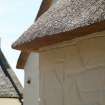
12, 0, 105, 105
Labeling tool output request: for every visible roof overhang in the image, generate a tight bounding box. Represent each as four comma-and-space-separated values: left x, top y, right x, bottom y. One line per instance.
12, 0, 105, 68
16, 52, 30, 69
12, 20, 105, 51
15, 0, 52, 69
15, 20, 105, 69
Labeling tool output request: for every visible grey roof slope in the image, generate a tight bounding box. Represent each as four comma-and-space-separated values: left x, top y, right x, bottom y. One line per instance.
12, 0, 105, 48
0, 49, 23, 98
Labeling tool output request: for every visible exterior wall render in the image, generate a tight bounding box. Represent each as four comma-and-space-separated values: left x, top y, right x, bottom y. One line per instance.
24, 31, 105, 105
24, 53, 39, 105
0, 98, 21, 105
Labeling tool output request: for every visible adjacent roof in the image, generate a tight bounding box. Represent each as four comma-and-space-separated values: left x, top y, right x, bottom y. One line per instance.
0, 49, 23, 98
12, 0, 105, 51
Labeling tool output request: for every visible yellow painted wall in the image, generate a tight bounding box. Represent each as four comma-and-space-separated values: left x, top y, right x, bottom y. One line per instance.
0, 98, 21, 105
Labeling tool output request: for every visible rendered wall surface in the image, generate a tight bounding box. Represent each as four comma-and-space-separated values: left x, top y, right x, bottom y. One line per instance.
24, 31, 105, 105
0, 98, 21, 105
24, 53, 39, 105
39, 31, 105, 105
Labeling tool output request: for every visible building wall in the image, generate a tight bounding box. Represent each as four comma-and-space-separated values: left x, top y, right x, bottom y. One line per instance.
0, 98, 21, 105
24, 31, 105, 105
24, 53, 39, 105
39, 31, 105, 105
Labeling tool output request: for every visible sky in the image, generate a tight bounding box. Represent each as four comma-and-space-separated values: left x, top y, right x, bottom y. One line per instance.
0, 0, 42, 86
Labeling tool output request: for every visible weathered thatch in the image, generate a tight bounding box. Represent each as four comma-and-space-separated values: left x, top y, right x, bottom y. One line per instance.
12, 0, 105, 50
0, 49, 23, 98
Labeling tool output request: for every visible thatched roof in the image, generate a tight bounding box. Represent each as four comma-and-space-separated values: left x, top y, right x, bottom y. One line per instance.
12, 0, 105, 50
0, 49, 23, 98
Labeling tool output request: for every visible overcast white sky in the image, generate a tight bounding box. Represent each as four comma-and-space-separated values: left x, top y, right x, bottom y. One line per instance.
0, 0, 42, 86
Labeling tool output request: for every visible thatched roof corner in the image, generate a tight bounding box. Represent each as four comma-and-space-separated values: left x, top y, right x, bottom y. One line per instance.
12, 0, 105, 51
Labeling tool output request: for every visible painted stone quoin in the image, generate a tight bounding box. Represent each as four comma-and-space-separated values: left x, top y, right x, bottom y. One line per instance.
12, 0, 105, 105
